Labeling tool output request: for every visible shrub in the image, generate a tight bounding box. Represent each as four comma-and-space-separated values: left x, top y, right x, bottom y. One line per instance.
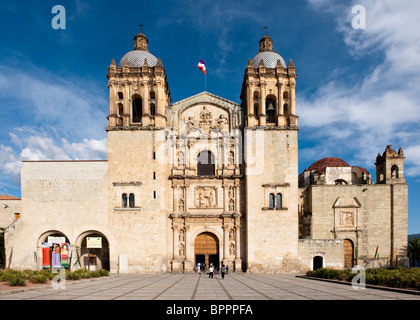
29, 274, 47, 284
8, 274, 26, 286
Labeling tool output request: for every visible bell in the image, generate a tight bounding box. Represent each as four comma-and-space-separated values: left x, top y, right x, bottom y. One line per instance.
266, 102, 275, 112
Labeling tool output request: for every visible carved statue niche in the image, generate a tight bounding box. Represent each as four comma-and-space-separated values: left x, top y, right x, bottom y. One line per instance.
179, 244, 185, 257
228, 151, 234, 166
177, 151, 185, 166
229, 244, 235, 256
229, 229, 235, 241
178, 229, 185, 242
178, 199, 185, 212
229, 199, 235, 211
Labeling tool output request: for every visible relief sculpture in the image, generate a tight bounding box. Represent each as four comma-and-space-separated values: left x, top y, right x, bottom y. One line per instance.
196, 187, 217, 208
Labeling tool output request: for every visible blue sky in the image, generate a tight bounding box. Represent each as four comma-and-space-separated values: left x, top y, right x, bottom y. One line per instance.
1, 0, 420, 233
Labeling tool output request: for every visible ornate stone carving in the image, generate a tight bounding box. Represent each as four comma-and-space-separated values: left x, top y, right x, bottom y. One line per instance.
229, 229, 235, 241
217, 113, 229, 130
178, 199, 185, 212
229, 244, 235, 256
196, 187, 217, 208
177, 151, 185, 165
178, 229, 185, 242
339, 212, 354, 228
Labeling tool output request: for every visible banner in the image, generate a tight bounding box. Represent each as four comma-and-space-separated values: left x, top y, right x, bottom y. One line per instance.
51, 243, 61, 269
87, 237, 102, 248
42, 242, 51, 268
60, 243, 69, 268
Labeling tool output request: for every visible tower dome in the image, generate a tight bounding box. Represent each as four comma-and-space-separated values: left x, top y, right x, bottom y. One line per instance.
118, 33, 158, 67
251, 34, 286, 68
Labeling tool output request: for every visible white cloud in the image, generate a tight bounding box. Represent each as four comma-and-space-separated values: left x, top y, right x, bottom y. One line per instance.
0, 59, 108, 193
300, 0, 420, 175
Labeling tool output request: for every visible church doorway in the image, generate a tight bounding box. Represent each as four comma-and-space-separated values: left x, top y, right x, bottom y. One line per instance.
194, 232, 219, 271
80, 232, 110, 271
344, 239, 354, 268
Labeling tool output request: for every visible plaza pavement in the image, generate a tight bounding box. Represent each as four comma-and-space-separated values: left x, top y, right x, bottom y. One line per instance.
0, 272, 419, 301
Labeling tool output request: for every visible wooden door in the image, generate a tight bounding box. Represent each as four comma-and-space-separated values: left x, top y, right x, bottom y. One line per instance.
194, 232, 219, 267
344, 239, 354, 268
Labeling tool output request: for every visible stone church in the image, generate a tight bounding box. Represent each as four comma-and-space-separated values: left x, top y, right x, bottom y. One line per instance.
0, 32, 408, 273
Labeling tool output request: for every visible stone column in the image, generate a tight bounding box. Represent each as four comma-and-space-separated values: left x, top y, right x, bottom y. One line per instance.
123, 84, 130, 126
183, 220, 194, 272
260, 82, 266, 124
290, 83, 296, 115
234, 215, 242, 271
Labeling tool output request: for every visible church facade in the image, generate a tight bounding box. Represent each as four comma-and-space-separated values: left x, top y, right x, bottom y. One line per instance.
1, 32, 408, 273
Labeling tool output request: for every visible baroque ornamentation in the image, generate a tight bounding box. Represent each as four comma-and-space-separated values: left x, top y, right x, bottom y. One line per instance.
196, 187, 217, 208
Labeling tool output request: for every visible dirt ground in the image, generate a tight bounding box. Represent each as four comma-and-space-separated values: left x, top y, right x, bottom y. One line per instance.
0, 279, 74, 292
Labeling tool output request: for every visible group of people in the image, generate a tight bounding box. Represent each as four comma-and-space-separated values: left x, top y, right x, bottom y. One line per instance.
196, 262, 229, 279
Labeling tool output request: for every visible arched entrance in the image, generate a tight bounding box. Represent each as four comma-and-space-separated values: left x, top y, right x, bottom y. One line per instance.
313, 256, 323, 270
344, 239, 354, 268
79, 232, 110, 271
38, 231, 70, 269
194, 232, 219, 270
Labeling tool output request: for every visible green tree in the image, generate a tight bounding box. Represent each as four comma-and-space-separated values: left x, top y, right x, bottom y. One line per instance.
407, 237, 420, 267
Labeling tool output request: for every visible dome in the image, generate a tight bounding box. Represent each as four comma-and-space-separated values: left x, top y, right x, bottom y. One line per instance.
307, 157, 350, 174
118, 50, 158, 68
252, 51, 286, 69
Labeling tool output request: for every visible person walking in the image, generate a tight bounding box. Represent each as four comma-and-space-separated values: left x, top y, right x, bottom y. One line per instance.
226, 264, 229, 274
209, 265, 214, 278
221, 264, 226, 279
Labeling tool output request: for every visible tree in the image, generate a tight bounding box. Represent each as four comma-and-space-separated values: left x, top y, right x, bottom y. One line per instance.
407, 238, 420, 267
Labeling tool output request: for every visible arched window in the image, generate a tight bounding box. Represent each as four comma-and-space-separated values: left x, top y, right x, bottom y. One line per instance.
122, 193, 127, 208
132, 95, 142, 123
197, 150, 215, 176
266, 95, 276, 123
118, 92, 123, 100
150, 103, 156, 116
276, 193, 282, 209
283, 91, 289, 100
150, 91, 156, 100
269, 193, 275, 209
129, 193, 135, 208
391, 165, 399, 178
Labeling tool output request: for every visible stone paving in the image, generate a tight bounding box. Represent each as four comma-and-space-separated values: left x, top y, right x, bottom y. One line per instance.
0, 272, 419, 301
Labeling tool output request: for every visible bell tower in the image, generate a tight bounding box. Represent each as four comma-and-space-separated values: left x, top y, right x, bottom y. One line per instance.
105, 31, 171, 272
106, 32, 171, 129
240, 35, 297, 128
241, 34, 300, 272
375, 145, 406, 184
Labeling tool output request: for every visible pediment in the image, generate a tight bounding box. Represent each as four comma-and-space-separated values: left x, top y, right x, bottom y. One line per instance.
332, 196, 361, 208
168, 91, 243, 134
171, 91, 239, 113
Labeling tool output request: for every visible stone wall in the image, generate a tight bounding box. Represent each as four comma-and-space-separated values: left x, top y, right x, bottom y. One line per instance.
298, 239, 344, 271
301, 182, 408, 267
